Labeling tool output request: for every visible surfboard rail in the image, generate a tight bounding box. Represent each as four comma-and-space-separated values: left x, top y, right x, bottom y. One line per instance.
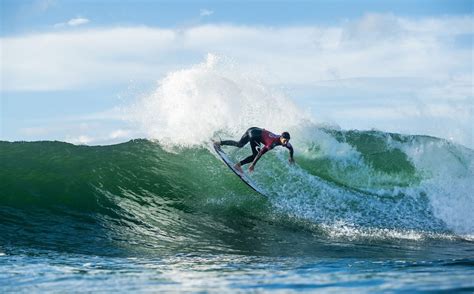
213, 142, 266, 197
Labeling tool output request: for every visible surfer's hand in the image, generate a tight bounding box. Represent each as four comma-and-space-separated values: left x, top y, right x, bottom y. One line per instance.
249, 165, 255, 173
289, 158, 295, 164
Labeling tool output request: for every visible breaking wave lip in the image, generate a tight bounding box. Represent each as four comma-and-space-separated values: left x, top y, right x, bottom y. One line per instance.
127, 54, 310, 149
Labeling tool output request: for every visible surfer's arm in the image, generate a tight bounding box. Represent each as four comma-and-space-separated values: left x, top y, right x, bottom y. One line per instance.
250, 146, 269, 167
286, 143, 295, 163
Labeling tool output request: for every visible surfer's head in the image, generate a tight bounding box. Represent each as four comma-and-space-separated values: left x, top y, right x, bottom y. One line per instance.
280, 132, 290, 145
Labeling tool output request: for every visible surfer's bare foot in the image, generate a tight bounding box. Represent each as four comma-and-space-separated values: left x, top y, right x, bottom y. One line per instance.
234, 163, 243, 173
248, 164, 255, 173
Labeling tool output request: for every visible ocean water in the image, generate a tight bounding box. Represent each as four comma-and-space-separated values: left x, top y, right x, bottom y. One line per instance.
2, 56, 474, 292
1, 131, 473, 292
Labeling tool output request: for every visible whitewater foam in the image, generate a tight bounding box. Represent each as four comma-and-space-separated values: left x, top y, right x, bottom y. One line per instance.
400, 138, 474, 237
130, 54, 309, 148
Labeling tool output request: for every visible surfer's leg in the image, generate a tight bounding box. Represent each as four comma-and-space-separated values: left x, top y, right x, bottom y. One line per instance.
239, 141, 259, 166
220, 130, 250, 148
239, 155, 254, 166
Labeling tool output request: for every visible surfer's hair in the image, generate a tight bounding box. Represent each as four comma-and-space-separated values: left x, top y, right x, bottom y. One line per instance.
282, 132, 290, 140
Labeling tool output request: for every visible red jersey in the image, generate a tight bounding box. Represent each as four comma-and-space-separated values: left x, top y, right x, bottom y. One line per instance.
258, 129, 293, 158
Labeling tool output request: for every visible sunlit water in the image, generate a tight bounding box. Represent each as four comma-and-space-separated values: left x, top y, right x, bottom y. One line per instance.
2, 246, 473, 293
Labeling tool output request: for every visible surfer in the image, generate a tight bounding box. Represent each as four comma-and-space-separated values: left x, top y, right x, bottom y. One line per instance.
215, 127, 294, 173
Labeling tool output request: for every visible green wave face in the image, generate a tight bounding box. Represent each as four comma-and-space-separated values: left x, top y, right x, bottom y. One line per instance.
298, 130, 420, 187
1, 128, 473, 256
0, 140, 273, 256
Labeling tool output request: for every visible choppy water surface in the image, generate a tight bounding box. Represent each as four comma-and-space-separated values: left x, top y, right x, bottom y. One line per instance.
1, 248, 473, 293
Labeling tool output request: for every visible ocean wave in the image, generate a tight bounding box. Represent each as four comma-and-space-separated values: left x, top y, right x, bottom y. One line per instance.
1, 129, 472, 255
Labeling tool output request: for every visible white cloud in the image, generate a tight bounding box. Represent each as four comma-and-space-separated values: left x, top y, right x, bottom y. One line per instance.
2, 14, 470, 92
54, 17, 90, 28
2, 27, 176, 90
65, 135, 93, 145
68, 17, 90, 26
200, 9, 214, 17
109, 129, 131, 139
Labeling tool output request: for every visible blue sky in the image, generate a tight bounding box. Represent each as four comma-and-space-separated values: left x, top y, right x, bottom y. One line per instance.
2, 0, 471, 34
1, 0, 473, 146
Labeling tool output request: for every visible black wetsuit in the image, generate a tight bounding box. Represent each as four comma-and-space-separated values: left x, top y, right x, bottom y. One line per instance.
220, 127, 294, 166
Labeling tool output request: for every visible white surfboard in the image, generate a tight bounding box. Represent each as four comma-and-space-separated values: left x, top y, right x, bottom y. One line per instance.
213, 142, 266, 197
